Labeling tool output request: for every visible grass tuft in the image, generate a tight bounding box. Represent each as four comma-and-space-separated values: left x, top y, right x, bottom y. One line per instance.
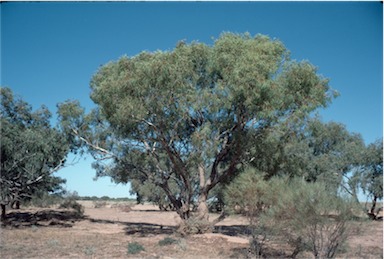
127, 242, 145, 254
158, 237, 178, 246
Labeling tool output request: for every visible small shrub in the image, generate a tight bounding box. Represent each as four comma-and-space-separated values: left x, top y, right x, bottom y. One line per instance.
225, 168, 358, 258
93, 200, 107, 208
177, 217, 213, 235
262, 178, 357, 258
177, 238, 188, 251
59, 200, 84, 216
119, 204, 132, 213
84, 246, 96, 256
31, 225, 39, 232
225, 168, 276, 258
111, 202, 132, 212
127, 242, 145, 254
158, 237, 178, 246
47, 239, 60, 247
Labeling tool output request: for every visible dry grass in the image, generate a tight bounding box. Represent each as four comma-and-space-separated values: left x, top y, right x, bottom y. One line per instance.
0, 201, 382, 259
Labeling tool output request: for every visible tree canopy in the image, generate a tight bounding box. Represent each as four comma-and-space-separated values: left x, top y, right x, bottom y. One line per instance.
1, 87, 69, 220
357, 139, 383, 218
59, 33, 337, 230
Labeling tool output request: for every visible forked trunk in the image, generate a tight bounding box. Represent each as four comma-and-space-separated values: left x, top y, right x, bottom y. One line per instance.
177, 192, 212, 235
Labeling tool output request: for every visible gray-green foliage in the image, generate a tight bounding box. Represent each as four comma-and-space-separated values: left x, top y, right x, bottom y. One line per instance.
225, 169, 357, 258
127, 242, 145, 254
58, 199, 84, 216
248, 118, 365, 192
225, 168, 279, 257
304, 119, 365, 185
158, 237, 178, 246
355, 139, 383, 218
263, 178, 356, 258
59, 32, 335, 225
1, 87, 69, 219
225, 167, 277, 219
130, 179, 177, 210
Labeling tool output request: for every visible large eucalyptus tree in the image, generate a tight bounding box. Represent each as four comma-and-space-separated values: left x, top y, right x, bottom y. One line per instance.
59, 33, 336, 232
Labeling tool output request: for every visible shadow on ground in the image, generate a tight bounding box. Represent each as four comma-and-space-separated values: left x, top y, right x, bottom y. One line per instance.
87, 217, 251, 238
214, 225, 251, 236
88, 217, 176, 236
2, 209, 251, 239
1, 209, 84, 228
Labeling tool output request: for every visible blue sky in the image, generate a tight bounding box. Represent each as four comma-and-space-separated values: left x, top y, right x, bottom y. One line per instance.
1, 2, 382, 198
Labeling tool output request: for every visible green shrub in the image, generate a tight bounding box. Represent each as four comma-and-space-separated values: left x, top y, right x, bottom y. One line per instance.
225, 168, 358, 258
127, 242, 145, 254
224, 168, 278, 258
83, 246, 96, 256
158, 237, 178, 246
177, 217, 213, 235
262, 178, 357, 258
59, 200, 84, 216
24, 193, 64, 208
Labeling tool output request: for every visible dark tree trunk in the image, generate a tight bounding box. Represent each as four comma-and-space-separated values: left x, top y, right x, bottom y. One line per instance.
1, 204, 6, 222
368, 195, 378, 220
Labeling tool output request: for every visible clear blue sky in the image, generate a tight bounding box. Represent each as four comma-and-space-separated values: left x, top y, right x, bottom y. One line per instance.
1, 2, 382, 198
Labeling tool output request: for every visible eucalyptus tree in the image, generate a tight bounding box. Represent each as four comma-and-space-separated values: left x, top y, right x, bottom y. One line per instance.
357, 139, 383, 219
0, 87, 69, 220
59, 33, 335, 232
248, 118, 366, 201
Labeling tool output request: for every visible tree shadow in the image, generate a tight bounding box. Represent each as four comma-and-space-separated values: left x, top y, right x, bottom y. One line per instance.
1, 209, 85, 228
214, 225, 291, 258
214, 225, 251, 236
88, 217, 176, 236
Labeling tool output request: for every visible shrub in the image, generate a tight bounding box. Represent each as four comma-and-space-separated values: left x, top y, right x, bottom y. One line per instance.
25, 193, 64, 208
93, 200, 107, 208
59, 200, 84, 216
158, 237, 178, 246
177, 217, 213, 235
111, 202, 132, 212
261, 178, 357, 258
225, 168, 357, 258
225, 168, 278, 257
83, 246, 96, 256
127, 242, 145, 254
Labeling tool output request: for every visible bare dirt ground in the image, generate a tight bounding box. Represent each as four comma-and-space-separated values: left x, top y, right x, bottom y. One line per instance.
0, 201, 382, 258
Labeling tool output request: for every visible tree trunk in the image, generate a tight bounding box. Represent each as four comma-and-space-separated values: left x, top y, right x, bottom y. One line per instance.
196, 163, 209, 222
1, 204, 6, 222
11, 200, 20, 210
196, 192, 209, 222
368, 195, 378, 220
177, 191, 212, 235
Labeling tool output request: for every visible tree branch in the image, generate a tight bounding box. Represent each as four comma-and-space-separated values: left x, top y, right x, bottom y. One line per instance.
72, 129, 116, 158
